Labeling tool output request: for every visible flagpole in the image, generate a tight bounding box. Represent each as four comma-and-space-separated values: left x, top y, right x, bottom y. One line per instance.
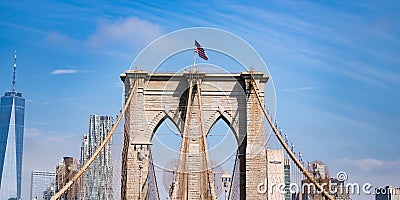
193, 41, 197, 70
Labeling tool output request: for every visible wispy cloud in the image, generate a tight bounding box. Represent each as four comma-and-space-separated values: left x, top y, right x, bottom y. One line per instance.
85, 17, 162, 49
282, 86, 316, 92
44, 31, 82, 52
46, 31, 75, 44
226, 2, 400, 91
343, 158, 384, 171
24, 128, 42, 138
50, 69, 87, 75
50, 69, 78, 75
334, 157, 400, 200
43, 135, 80, 144
316, 109, 374, 131
341, 158, 400, 172
43, 17, 163, 56
31, 122, 47, 126
0, 21, 46, 35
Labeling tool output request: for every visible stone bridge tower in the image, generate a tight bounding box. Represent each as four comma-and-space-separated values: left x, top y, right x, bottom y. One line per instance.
120, 69, 268, 199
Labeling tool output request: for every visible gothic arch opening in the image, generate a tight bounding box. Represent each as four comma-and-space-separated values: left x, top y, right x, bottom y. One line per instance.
206, 116, 238, 199
150, 117, 181, 200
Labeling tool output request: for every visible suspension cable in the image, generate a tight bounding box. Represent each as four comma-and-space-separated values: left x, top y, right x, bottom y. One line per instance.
250, 77, 334, 200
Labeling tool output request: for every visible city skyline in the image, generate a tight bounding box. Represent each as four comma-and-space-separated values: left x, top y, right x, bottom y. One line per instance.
0, 1, 399, 199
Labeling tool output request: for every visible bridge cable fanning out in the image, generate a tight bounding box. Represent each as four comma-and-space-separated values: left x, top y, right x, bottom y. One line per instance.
249, 76, 334, 200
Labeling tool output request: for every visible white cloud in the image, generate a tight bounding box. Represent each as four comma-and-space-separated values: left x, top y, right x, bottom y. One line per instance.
86, 17, 162, 49
282, 86, 316, 92
31, 122, 47, 126
50, 69, 88, 75
50, 69, 78, 75
25, 128, 42, 137
341, 158, 391, 172
45, 31, 74, 44
315, 109, 374, 131
43, 17, 162, 57
333, 158, 400, 200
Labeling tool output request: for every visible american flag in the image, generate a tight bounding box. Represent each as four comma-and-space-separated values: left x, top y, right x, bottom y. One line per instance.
194, 40, 208, 60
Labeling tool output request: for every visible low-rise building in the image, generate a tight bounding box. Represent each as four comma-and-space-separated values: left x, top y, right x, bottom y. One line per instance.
376, 186, 400, 200
55, 157, 82, 200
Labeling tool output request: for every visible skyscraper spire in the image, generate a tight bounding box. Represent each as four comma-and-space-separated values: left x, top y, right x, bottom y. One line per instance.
0, 50, 25, 200
12, 51, 16, 93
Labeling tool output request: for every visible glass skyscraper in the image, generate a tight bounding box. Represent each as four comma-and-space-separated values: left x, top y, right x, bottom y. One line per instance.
81, 115, 113, 200
30, 171, 55, 200
0, 52, 25, 200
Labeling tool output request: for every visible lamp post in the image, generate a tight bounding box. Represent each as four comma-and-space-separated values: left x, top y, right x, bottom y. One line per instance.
221, 172, 232, 200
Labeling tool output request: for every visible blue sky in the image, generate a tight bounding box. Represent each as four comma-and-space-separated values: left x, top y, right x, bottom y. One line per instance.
0, 1, 399, 199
